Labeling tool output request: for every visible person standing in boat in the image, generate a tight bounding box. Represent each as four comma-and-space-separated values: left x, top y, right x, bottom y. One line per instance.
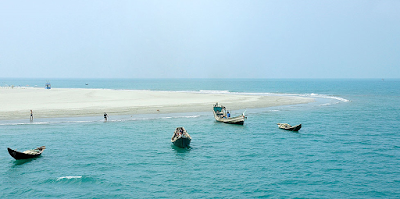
227, 111, 230, 118
104, 112, 108, 121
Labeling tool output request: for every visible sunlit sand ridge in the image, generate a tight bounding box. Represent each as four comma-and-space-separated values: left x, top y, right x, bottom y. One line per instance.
0, 87, 314, 120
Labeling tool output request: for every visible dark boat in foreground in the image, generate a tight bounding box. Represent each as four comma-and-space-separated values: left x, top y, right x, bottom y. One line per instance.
7, 146, 46, 160
213, 103, 246, 125
277, 123, 302, 131
171, 127, 191, 148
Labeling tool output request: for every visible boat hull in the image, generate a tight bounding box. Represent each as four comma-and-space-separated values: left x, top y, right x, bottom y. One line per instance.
213, 113, 245, 125
278, 124, 302, 131
288, 124, 302, 131
7, 148, 44, 160
212, 103, 246, 125
172, 137, 191, 148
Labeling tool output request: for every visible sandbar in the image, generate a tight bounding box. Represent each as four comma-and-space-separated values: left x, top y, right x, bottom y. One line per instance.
0, 87, 314, 120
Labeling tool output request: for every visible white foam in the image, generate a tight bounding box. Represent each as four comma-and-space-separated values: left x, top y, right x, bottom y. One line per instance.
160, 115, 200, 120
182, 115, 201, 118
231, 91, 350, 104
301, 93, 350, 103
198, 90, 230, 94
172, 89, 351, 105
57, 176, 82, 180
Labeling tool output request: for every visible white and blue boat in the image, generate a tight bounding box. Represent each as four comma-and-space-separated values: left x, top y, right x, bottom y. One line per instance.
213, 103, 246, 125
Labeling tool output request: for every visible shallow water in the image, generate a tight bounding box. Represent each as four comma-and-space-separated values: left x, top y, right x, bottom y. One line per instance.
1, 79, 399, 198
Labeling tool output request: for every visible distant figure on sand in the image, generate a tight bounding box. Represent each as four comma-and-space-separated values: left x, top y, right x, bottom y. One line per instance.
104, 112, 108, 121
30, 110, 33, 121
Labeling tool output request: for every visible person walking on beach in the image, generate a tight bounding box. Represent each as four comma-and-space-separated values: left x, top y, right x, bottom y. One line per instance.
104, 112, 108, 121
30, 110, 33, 121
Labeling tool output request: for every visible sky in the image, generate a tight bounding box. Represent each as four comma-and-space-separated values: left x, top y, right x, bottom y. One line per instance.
0, 0, 399, 78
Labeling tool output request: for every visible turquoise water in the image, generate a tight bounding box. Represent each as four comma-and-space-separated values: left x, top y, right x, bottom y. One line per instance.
1, 79, 400, 198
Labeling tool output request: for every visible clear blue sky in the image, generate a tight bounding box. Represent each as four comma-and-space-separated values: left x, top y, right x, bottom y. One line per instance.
1, 1, 399, 78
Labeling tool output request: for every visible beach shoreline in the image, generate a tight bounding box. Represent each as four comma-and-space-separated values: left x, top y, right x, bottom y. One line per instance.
0, 87, 314, 120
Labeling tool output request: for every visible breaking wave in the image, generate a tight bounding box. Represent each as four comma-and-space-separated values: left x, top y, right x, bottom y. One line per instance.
57, 176, 82, 181
198, 90, 230, 94
302, 93, 350, 102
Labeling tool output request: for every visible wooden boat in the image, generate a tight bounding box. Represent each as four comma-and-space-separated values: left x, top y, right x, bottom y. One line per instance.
7, 146, 46, 160
277, 123, 302, 131
213, 103, 246, 125
171, 127, 191, 148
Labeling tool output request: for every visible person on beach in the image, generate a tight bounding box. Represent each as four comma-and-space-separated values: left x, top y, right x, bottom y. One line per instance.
30, 110, 33, 121
104, 112, 108, 121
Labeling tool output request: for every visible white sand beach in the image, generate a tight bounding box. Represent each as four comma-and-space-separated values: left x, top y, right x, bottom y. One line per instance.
0, 87, 314, 120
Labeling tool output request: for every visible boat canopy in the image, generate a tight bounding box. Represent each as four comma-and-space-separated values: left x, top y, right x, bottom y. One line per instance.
213, 106, 222, 112
45, 83, 51, 89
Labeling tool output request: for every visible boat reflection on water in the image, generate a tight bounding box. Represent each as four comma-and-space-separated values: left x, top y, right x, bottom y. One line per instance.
12, 158, 36, 166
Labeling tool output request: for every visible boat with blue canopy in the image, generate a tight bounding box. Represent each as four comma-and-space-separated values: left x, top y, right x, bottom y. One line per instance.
213, 103, 246, 125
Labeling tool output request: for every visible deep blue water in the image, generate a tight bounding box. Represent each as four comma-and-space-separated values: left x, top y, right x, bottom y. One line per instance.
1, 78, 399, 198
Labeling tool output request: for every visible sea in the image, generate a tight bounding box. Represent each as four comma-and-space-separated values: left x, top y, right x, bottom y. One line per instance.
0, 78, 399, 198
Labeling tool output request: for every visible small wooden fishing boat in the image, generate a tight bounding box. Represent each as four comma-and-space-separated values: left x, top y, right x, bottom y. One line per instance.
213, 103, 246, 125
7, 146, 46, 160
171, 127, 191, 148
277, 123, 302, 131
